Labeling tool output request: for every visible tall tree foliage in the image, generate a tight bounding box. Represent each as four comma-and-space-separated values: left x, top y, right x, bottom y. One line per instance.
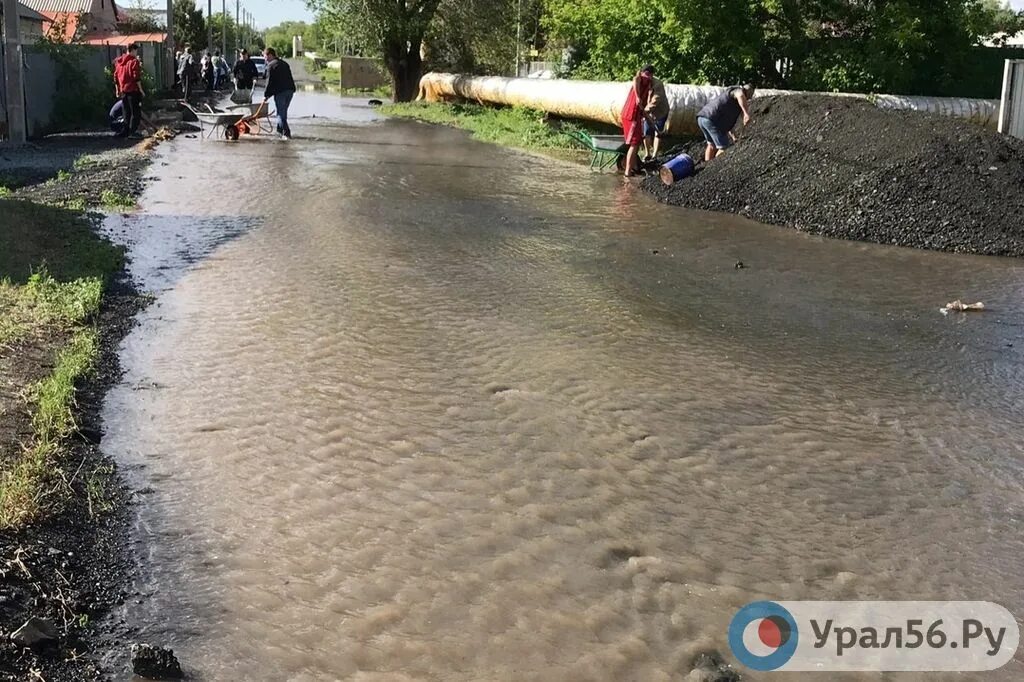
172, 0, 206, 49
544, 0, 1022, 96
971, 0, 1024, 41
206, 13, 245, 54
306, 0, 443, 101
424, 0, 546, 75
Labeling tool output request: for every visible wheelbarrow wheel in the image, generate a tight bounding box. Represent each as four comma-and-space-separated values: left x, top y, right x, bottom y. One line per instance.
225, 125, 239, 141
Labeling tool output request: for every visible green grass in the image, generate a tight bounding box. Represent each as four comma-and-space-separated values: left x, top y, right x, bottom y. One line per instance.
0, 270, 103, 345
74, 154, 100, 169
60, 196, 88, 211
0, 329, 98, 527
46, 169, 71, 185
381, 102, 589, 151
303, 57, 341, 83
340, 85, 393, 98
0, 199, 123, 283
85, 464, 114, 517
100, 189, 136, 210
0, 199, 123, 529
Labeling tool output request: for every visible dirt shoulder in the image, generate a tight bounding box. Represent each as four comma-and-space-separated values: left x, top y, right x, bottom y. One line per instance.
0, 134, 157, 680
642, 94, 1024, 257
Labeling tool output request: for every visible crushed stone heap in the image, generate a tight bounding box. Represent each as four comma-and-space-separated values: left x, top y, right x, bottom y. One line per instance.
643, 95, 1024, 257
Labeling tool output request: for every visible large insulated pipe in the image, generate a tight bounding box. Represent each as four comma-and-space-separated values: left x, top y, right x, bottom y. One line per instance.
417, 73, 1001, 132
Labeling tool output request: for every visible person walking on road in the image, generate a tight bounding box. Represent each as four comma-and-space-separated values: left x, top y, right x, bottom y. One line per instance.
262, 48, 296, 140
212, 50, 229, 90
113, 43, 144, 138
177, 45, 196, 101
233, 49, 258, 91
696, 84, 755, 162
201, 51, 214, 91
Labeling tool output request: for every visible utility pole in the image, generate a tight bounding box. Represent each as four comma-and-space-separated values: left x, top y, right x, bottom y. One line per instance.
206, 0, 212, 52
165, 0, 174, 85
1, 0, 26, 142
235, 0, 239, 51
220, 0, 226, 56
514, 0, 522, 78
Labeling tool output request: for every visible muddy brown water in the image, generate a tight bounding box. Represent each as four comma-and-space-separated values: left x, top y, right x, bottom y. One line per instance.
99, 95, 1024, 681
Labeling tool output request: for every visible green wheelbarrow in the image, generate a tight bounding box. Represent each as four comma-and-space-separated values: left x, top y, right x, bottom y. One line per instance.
564, 130, 630, 172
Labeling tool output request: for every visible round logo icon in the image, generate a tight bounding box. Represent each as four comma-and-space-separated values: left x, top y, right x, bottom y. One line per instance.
728, 601, 799, 671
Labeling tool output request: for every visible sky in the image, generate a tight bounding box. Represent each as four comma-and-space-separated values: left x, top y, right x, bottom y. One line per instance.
230, 0, 313, 29
254, 0, 314, 28
230, 0, 1024, 32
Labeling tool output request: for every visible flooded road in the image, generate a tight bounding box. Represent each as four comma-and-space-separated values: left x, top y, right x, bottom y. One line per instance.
101, 95, 1024, 680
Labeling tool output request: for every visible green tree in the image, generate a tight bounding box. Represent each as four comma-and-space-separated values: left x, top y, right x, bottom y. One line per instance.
426, 0, 542, 75
792, 0, 996, 95
119, 0, 163, 33
173, 0, 206, 49
207, 13, 243, 54
264, 20, 310, 56
545, 0, 1008, 96
970, 0, 1024, 40
306, 0, 444, 101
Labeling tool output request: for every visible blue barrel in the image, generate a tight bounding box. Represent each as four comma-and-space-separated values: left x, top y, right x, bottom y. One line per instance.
660, 153, 695, 185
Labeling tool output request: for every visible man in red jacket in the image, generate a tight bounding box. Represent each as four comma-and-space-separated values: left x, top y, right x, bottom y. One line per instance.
113, 43, 145, 138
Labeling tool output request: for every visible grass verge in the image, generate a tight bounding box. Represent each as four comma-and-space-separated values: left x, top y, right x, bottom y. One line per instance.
101, 189, 136, 209
0, 198, 123, 529
381, 101, 592, 151
303, 57, 340, 81
341, 85, 393, 98
0, 330, 97, 527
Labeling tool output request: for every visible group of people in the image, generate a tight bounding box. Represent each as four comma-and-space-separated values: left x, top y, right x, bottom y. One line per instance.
175, 46, 257, 101
176, 45, 295, 140
620, 65, 756, 177
109, 42, 295, 141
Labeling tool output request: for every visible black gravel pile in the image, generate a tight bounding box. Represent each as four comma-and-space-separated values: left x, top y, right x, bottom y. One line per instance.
643, 95, 1024, 257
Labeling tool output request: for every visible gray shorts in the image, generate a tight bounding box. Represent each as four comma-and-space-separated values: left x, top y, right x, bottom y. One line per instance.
697, 116, 731, 150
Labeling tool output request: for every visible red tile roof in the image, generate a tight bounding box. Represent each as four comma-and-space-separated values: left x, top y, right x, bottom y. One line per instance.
81, 30, 167, 45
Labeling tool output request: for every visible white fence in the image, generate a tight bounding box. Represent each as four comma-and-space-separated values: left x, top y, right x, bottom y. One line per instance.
998, 59, 1024, 139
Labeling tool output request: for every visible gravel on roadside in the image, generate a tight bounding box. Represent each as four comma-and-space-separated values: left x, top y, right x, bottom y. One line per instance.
642, 95, 1024, 257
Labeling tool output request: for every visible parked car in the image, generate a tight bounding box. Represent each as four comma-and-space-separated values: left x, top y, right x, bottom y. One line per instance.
251, 56, 267, 80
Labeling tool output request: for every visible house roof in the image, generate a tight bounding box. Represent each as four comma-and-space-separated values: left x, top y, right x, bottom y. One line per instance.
81, 30, 167, 45
38, 10, 82, 41
19, 0, 93, 13
18, 2, 48, 21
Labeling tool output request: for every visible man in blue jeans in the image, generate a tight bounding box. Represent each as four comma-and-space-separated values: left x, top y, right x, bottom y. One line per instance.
696, 83, 755, 162
262, 47, 296, 140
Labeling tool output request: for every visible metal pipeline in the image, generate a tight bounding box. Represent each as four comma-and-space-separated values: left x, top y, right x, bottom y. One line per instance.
417, 73, 1001, 133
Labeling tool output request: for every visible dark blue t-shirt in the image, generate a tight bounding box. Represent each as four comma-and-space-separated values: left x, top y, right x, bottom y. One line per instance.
697, 86, 744, 132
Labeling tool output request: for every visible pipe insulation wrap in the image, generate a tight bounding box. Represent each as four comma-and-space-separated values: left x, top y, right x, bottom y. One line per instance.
417, 73, 1001, 132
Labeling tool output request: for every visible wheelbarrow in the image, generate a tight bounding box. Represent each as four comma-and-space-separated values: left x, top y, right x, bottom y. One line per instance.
564, 130, 630, 172
179, 100, 273, 140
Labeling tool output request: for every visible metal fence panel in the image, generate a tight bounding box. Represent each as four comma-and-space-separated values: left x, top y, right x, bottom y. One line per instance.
23, 45, 114, 137
998, 59, 1024, 139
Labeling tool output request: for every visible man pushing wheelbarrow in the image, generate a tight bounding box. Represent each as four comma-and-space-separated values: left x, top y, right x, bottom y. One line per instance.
261, 48, 296, 140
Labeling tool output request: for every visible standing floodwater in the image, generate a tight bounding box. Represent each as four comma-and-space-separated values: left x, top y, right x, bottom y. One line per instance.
101, 95, 1024, 681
